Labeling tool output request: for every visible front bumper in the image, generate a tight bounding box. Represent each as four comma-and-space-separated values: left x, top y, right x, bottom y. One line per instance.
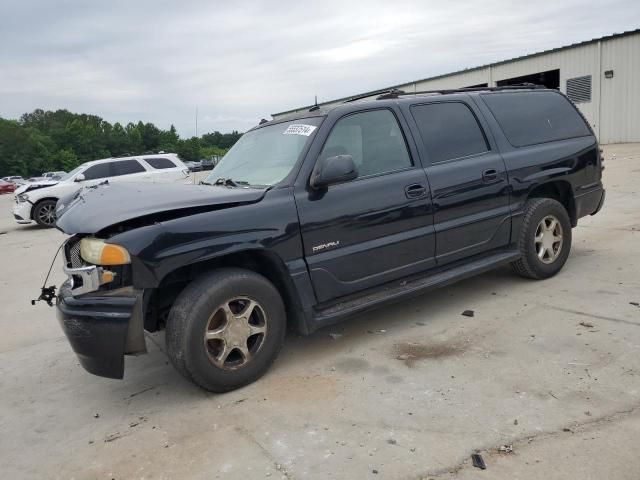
56, 281, 146, 379
12, 201, 32, 224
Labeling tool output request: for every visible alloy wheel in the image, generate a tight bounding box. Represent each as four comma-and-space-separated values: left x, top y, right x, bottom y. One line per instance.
535, 215, 563, 264
37, 203, 56, 226
203, 297, 268, 370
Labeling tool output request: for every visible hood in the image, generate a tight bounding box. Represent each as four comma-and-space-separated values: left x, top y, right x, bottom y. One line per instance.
15, 180, 59, 195
55, 181, 268, 234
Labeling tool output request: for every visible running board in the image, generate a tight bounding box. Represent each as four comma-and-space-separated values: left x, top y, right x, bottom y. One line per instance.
312, 249, 520, 329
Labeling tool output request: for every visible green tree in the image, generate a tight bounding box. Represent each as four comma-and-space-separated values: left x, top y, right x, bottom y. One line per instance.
159, 124, 180, 152
177, 137, 201, 161
125, 123, 144, 154
50, 148, 78, 171
0, 109, 242, 177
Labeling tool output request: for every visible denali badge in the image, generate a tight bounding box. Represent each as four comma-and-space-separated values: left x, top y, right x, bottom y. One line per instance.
312, 241, 340, 252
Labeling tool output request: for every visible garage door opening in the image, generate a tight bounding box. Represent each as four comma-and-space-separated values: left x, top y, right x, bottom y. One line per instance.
496, 69, 560, 89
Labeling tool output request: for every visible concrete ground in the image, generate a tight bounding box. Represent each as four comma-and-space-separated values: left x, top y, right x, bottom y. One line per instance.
0, 144, 638, 480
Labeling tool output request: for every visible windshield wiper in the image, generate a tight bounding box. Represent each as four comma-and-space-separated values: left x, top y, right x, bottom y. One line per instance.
213, 178, 251, 187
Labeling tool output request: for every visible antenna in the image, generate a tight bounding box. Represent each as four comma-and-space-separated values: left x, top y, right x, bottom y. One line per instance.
309, 94, 320, 112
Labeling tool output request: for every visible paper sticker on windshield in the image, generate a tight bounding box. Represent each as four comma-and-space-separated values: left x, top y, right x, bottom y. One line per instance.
283, 124, 317, 136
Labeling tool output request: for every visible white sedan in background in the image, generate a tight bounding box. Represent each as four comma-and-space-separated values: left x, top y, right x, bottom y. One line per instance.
13, 153, 189, 227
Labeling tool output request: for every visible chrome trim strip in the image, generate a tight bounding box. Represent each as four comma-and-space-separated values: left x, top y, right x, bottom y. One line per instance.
63, 264, 103, 296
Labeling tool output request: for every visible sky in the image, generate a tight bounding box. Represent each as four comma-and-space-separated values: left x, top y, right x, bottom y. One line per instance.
1, 0, 638, 137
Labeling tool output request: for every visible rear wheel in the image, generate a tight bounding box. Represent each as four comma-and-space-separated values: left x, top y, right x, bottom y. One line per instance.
166, 268, 286, 392
33, 199, 58, 228
511, 198, 572, 279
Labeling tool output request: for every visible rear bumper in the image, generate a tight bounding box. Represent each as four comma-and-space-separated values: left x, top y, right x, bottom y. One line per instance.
591, 188, 605, 216
56, 281, 145, 379
575, 185, 605, 219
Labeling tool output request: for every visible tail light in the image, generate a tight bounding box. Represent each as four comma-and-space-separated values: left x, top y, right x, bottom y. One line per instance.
599, 148, 605, 171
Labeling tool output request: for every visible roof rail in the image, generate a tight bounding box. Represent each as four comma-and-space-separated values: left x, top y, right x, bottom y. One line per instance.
343, 88, 399, 103
376, 83, 546, 100
377, 88, 406, 100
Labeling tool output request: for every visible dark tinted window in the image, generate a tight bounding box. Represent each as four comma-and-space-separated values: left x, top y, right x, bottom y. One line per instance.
82, 163, 111, 180
111, 159, 146, 176
145, 157, 176, 169
320, 109, 412, 178
482, 91, 591, 147
411, 102, 488, 163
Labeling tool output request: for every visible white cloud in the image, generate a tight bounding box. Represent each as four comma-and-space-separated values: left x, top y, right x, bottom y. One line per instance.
0, 0, 638, 135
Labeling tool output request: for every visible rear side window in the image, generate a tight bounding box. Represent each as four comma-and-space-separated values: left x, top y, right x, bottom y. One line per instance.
145, 157, 176, 169
482, 91, 591, 147
111, 159, 146, 176
410, 102, 489, 163
82, 163, 111, 180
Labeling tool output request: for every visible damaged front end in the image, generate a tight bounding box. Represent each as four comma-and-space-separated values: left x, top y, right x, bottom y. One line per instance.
48, 181, 269, 380
55, 235, 147, 379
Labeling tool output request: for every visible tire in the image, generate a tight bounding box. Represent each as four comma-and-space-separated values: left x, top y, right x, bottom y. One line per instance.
511, 198, 572, 280
33, 199, 58, 228
166, 268, 286, 392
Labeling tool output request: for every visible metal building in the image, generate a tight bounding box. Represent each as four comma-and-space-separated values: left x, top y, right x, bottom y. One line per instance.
273, 29, 640, 144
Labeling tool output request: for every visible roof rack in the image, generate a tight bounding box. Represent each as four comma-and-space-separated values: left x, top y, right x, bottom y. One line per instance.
343, 88, 399, 103
376, 83, 546, 100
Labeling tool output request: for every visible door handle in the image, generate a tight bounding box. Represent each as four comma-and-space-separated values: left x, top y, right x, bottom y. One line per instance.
482, 169, 499, 182
405, 183, 427, 199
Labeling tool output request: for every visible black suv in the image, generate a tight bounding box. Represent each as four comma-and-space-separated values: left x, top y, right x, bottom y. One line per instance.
53, 86, 605, 392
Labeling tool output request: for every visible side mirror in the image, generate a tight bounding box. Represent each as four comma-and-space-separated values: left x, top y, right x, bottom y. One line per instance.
311, 155, 358, 189
74, 173, 85, 182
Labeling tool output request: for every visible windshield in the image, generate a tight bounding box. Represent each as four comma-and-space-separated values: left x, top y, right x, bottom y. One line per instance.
59, 166, 84, 182
204, 118, 322, 187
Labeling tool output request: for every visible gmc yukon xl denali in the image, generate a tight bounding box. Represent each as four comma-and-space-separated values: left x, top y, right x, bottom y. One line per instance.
52, 86, 605, 392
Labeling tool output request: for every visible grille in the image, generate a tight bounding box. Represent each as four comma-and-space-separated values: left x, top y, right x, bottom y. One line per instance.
67, 239, 83, 268
566, 75, 592, 103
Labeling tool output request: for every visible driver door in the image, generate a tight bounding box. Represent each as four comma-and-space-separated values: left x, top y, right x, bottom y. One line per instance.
295, 108, 435, 303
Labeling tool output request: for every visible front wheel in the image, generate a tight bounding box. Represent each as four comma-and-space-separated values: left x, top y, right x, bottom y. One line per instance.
166, 268, 286, 392
511, 198, 572, 279
33, 199, 58, 228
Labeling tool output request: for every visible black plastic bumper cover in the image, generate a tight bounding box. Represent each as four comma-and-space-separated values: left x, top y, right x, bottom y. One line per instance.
575, 186, 606, 219
56, 281, 138, 379
591, 188, 606, 216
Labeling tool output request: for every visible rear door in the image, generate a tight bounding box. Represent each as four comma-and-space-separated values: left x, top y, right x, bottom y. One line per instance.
295, 107, 435, 303
402, 98, 511, 265
109, 159, 149, 182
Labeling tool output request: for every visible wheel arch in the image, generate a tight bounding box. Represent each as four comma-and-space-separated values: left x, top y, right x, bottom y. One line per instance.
144, 248, 308, 334
527, 180, 576, 227
30, 196, 59, 219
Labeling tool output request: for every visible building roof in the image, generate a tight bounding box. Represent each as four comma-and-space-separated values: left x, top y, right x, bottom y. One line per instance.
272, 28, 640, 117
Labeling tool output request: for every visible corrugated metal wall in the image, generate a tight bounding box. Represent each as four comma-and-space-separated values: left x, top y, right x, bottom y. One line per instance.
273, 32, 640, 144
600, 35, 640, 143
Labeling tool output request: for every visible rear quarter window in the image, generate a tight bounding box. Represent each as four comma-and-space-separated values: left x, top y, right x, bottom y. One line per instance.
482, 91, 591, 147
145, 157, 177, 169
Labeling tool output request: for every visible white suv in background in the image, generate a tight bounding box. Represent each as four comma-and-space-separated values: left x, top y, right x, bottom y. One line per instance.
13, 153, 189, 227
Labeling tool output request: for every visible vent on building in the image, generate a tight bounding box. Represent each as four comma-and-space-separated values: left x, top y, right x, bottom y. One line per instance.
566, 75, 592, 103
